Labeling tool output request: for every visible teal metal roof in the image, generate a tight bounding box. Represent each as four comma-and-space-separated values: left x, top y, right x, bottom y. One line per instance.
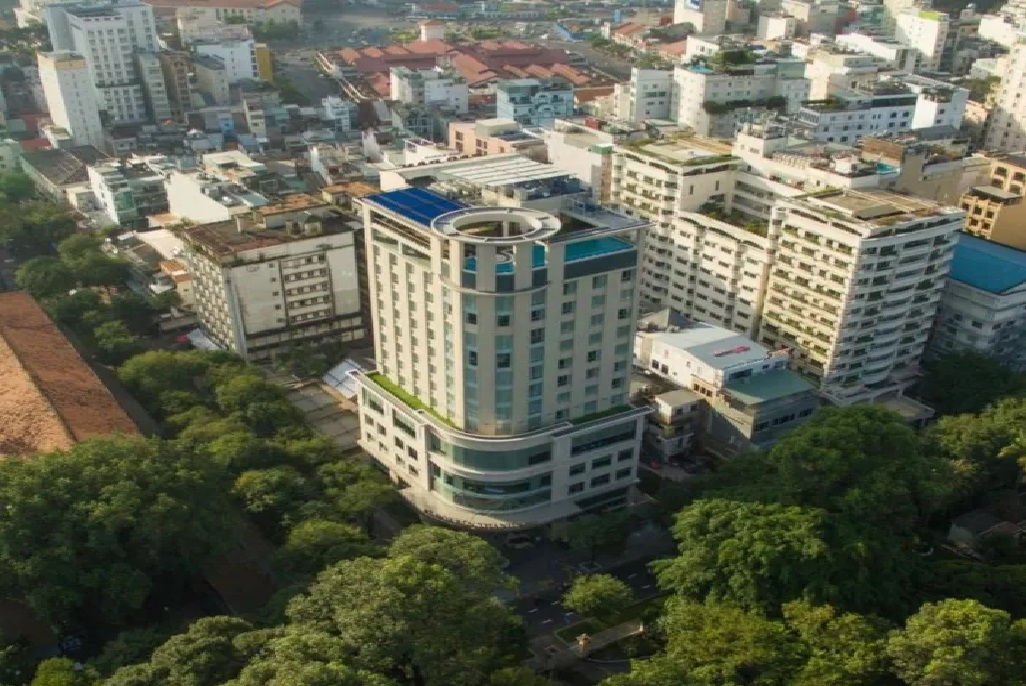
949, 233, 1026, 294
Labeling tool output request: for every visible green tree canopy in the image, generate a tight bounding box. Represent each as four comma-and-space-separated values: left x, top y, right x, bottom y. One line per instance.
273, 519, 376, 581
15, 256, 74, 298
562, 574, 635, 624
920, 352, 1026, 416
0, 436, 236, 626
93, 319, 141, 365
0, 171, 35, 202
886, 599, 1026, 686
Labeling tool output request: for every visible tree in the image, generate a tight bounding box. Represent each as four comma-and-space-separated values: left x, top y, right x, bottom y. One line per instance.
315, 459, 398, 530
556, 511, 632, 560
106, 617, 268, 686
207, 432, 286, 475
285, 530, 521, 686
920, 352, 1026, 416
654, 499, 835, 613
562, 574, 635, 624
71, 252, 130, 290
92, 627, 172, 677
233, 466, 309, 537
93, 320, 141, 365
273, 519, 376, 580
886, 599, 1026, 686
15, 256, 74, 298
781, 602, 892, 686
229, 629, 398, 686
46, 289, 106, 330
0, 171, 35, 202
30, 658, 98, 686
0, 436, 236, 626
386, 525, 513, 593
108, 292, 155, 335
56, 233, 101, 266
4, 202, 76, 256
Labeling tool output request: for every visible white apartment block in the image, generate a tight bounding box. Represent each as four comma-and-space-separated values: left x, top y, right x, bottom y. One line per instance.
779, 0, 840, 36
46, 1, 162, 124
978, 13, 1020, 49
88, 155, 173, 227
760, 190, 961, 404
672, 59, 810, 138
835, 33, 918, 71
165, 152, 275, 224
895, 9, 949, 72
193, 39, 259, 84
986, 38, 1026, 152
178, 194, 366, 361
389, 66, 469, 115
674, 0, 728, 34
930, 233, 1026, 371
613, 68, 673, 124
804, 49, 884, 101
351, 186, 650, 528
38, 51, 105, 149
135, 50, 173, 122
176, 6, 253, 45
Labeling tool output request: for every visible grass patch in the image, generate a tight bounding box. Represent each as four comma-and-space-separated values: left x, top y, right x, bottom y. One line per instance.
555, 618, 606, 645
366, 372, 456, 427
571, 405, 634, 426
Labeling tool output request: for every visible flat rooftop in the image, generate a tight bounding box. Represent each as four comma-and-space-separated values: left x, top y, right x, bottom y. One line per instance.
179, 209, 356, 256
948, 233, 1026, 294
0, 292, 137, 456
443, 156, 571, 187
618, 136, 735, 167
646, 322, 770, 371
724, 368, 813, 404
801, 189, 957, 226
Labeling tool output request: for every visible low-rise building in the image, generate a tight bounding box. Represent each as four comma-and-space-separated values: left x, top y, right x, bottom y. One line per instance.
20, 145, 112, 201
177, 194, 367, 360
958, 153, 1026, 249
930, 234, 1026, 371
193, 38, 260, 84
612, 68, 673, 124
88, 156, 174, 228
495, 78, 574, 127
390, 66, 469, 114
448, 118, 546, 160
634, 311, 818, 457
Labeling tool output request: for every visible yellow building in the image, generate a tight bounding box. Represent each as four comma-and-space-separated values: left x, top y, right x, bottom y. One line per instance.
960, 155, 1026, 249
255, 43, 273, 82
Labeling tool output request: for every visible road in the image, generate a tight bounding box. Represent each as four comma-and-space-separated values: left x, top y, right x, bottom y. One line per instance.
513, 559, 661, 635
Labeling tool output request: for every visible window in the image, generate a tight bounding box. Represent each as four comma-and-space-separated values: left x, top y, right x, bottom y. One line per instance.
591, 474, 611, 487
617, 449, 633, 462
615, 468, 632, 480
568, 482, 585, 494
531, 309, 544, 322
497, 314, 511, 326
591, 314, 604, 327
466, 312, 477, 324
570, 463, 586, 476
592, 456, 612, 469
562, 301, 575, 314
592, 295, 605, 308
617, 308, 629, 320
530, 328, 544, 344
563, 281, 577, 295
557, 375, 570, 387
592, 275, 607, 289
587, 350, 600, 362
561, 321, 575, 334
497, 353, 511, 368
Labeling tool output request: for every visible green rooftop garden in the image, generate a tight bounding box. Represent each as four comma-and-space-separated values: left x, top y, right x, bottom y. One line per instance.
366, 372, 456, 428
571, 405, 635, 426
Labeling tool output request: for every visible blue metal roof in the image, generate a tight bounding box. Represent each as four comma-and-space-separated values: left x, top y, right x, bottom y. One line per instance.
365, 187, 466, 226
949, 233, 1026, 294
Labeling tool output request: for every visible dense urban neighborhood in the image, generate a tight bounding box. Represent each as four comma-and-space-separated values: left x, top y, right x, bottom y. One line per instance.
3, 0, 1026, 684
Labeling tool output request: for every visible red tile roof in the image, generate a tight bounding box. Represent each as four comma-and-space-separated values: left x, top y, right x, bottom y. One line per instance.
613, 23, 647, 36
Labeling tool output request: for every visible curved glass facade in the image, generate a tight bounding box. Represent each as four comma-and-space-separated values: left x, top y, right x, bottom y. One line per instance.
435, 471, 552, 512
429, 434, 552, 471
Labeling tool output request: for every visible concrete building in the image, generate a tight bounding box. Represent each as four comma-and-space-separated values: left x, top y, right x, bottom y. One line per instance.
448, 118, 547, 160
834, 33, 917, 72
0, 139, 21, 175
804, 48, 885, 101
193, 55, 230, 106
634, 312, 818, 456
674, 0, 728, 34
176, 6, 253, 44
757, 13, 798, 41
142, 0, 302, 25
390, 66, 469, 115
37, 51, 104, 149
135, 50, 174, 122
159, 50, 195, 122
959, 153, 1026, 249
612, 68, 673, 124
19, 145, 111, 202
193, 38, 259, 84
895, 8, 950, 72
45, 1, 163, 125
985, 37, 1026, 152
351, 186, 650, 529
931, 234, 1026, 370
88, 156, 173, 228
542, 117, 643, 203
165, 150, 279, 223
780, 0, 840, 36
178, 194, 366, 360
495, 78, 574, 128
320, 95, 359, 134
759, 189, 961, 405
672, 56, 810, 138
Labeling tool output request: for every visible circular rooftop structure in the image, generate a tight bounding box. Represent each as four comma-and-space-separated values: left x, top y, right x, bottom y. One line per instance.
431, 207, 561, 246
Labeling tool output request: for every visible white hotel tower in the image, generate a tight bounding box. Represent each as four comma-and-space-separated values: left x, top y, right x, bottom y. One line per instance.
351, 188, 650, 529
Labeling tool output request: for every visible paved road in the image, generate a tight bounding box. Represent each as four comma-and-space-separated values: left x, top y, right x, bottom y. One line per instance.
514, 559, 661, 635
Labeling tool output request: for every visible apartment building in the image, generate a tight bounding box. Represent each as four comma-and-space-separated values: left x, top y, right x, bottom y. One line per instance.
779, 0, 840, 36
178, 194, 366, 360
142, 0, 302, 25
88, 156, 174, 228
634, 311, 818, 456
930, 234, 1026, 370
834, 33, 917, 71
45, 1, 163, 125
759, 189, 962, 404
959, 154, 1026, 249
158, 50, 194, 122
194, 56, 230, 106
543, 117, 646, 203
390, 66, 469, 115
495, 78, 574, 127
135, 51, 174, 122
350, 186, 650, 528
986, 37, 1026, 152
895, 9, 951, 72
37, 51, 104, 149
673, 0, 728, 34
613, 68, 673, 124
804, 48, 884, 101
193, 38, 259, 84
672, 56, 810, 138
861, 130, 990, 205
448, 118, 547, 160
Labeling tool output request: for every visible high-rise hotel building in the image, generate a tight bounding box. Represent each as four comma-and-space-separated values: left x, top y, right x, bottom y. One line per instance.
351, 188, 650, 528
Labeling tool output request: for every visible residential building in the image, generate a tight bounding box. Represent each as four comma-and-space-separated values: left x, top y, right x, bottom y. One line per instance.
193, 55, 230, 106
193, 38, 259, 84
254, 43, 272, 81
88, 156, 173, 228
930, 234, 1026, 370
674, 0, 728, 34
448, 118, 547, 160
804, 48, 885, 101
0, 292, 137, 457
178, 194, 366, 360
543, 117, 645, 203
45, 1, 163, 125
895, 9, 950, 72
135, 50, 174, 122
351, 186, 650, 529
390, 66, 469, 115
958, 153, 1026, 249
634, 311, 818, 456
985, 36, 1026, 152
780, 0, 841, 36
759, 189, 961, 405
142, 0, 302, 25
165, 150, 280, 223
20, 145, 111, 201
320, 96, 359, 135
757, 13, 798, 41
495, 78, 574, 128
176, 6, 253, 44
834, 33, 917, 72
37, 51, 104, 149
159, 50, 195, 122
613, 68, 673, 124
671, 55, 810, 138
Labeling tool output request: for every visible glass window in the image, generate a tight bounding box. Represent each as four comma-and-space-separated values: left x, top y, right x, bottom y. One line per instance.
468, 350, 478, 366
570, 463, 586, 475
591, 474, 611, 487
497, 353, 511, 368
563, 281, 577, 295
530, 328, 544, 344
568, 482, 584, 494
497, 314, 511, 326
592, 275, 607, 289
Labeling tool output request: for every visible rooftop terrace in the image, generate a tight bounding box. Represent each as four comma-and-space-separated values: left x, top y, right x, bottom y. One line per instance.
619, 136, 736, 168
799, 189, 959, 227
